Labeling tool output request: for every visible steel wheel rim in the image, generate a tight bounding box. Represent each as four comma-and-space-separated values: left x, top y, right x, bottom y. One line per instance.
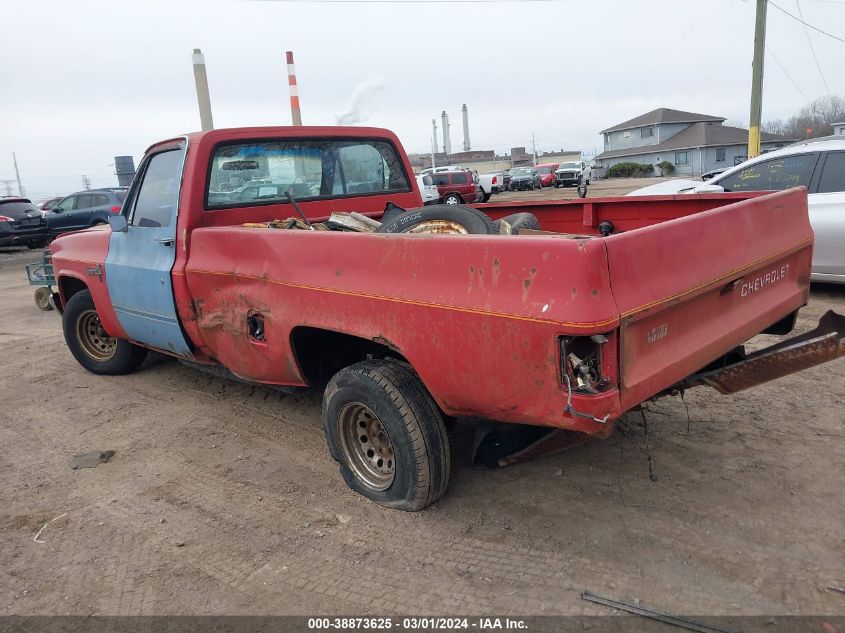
338, 402, 395, 491
406, 220, 469, 235
76, 309, 116, 361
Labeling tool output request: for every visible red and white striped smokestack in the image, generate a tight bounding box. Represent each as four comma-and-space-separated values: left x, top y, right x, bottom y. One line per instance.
286, 51, 303, 126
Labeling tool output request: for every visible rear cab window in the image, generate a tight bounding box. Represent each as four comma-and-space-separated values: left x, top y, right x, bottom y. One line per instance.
206, 139, 410, 209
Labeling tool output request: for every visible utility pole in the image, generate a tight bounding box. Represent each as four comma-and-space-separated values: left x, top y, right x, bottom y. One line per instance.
748, 0, 767, 158
12, 153, 25, 197
191, 48, 215, 131
531, 133, 537, 166
0, 180, 15, 196
82, 175, 91, 191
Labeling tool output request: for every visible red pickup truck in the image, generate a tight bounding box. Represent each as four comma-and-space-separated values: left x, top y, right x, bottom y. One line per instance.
49, 126, 845, 511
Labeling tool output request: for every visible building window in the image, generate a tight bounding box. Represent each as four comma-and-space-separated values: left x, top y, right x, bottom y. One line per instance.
623, 131, 630, 139
716, 148, 726, 162
641, 127, 654, 138
675, 151, 689, 166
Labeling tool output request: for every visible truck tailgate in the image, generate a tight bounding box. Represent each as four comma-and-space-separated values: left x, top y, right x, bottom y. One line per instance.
604, 188, 813, 410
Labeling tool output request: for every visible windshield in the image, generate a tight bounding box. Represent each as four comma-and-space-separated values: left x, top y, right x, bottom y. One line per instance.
536, 166, 553, 174
511, 169, 534, 177
207, 139, 410, 209
558, 162, 580, 170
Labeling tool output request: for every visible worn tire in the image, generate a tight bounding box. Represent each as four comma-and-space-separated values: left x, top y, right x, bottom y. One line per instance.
322, 360, 450, 511
62, 289, 147, 375
376, 204, 495, 235
492, 212, 541, 235
34, 287, 53, 311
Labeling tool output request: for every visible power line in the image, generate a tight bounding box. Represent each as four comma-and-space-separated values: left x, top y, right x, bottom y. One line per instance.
768, 0, 845, 43
794, 0, 832, 97
766, 45, 813, 104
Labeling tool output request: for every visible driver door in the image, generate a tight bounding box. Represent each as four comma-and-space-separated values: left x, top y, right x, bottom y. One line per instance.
104, 143, 193, 357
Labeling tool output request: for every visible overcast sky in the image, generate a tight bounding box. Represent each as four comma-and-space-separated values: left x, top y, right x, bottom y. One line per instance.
2, 0, 844, 199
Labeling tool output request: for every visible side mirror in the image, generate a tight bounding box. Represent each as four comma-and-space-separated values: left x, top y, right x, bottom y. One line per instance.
52, 207, 63, 213
108, 214, 128, 233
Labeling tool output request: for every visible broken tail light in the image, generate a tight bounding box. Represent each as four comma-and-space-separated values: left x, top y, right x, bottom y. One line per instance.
559, 334, 613, 395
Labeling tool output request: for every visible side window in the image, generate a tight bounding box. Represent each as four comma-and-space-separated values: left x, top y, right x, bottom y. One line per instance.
75, 194, 94, 209
57, 196, 76, 211
91, 193, 110, 207
130, 149, 184, 228
433, 174, 449, 186
718, 154, 818, 192
450, 172, 468, 185
816, 152, 845, 194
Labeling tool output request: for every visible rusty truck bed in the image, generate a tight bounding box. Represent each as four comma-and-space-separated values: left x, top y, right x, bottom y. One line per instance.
176, 189, 812, 436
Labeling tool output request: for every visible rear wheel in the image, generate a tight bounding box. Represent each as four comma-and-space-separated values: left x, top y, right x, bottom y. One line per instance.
481, 192, 491, 203
322, 360, 450, 511
443, 193, 462, 205
62, 289, 147, 375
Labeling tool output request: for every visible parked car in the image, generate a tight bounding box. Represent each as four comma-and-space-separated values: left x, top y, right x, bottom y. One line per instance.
0, 197, 48, 248
46, 188, 128, 237
627, 137, 845, 284
508, 167, 542, 191
555, 161, 592, 188
534, 163, 559, 187
432, 169, 481, 205
49, 125, 844, 511
415, 174, 439, 205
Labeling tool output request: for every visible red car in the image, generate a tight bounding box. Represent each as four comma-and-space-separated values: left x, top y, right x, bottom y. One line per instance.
432, 169, 482, 205
534, 163, 559, 187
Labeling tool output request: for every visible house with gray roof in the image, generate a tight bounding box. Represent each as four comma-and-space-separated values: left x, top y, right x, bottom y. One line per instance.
594, 108, 795, 176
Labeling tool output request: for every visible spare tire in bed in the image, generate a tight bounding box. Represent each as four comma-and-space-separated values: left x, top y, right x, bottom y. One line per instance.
492, 212, 541, 234
376, 204, 495, 235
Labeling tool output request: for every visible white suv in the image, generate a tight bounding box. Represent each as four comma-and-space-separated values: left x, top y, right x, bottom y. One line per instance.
415, 174, 440, 205
628, 136, 845, 284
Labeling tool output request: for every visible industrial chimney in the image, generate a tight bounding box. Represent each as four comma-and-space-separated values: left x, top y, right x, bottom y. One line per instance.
441, 111, 452, 156
191, 48, 214, 131
286, 51, 303, 126
461, 104, 471, 152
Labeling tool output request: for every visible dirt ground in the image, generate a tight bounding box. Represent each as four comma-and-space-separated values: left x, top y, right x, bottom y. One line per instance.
1, 179, 843, 617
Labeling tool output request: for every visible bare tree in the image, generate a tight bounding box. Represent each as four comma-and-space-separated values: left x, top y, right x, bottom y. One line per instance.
765, 95, 845, 139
